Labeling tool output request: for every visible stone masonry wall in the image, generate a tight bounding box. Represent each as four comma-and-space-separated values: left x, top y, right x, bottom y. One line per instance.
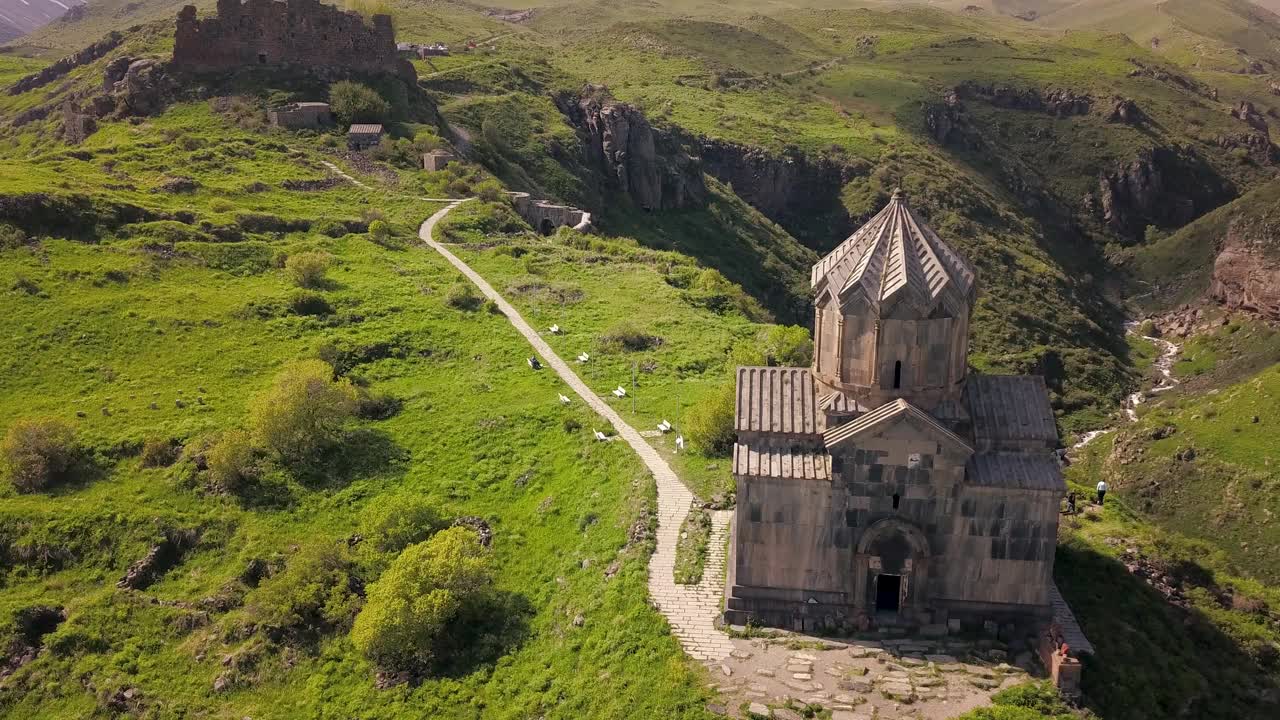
173, 0, 414, 81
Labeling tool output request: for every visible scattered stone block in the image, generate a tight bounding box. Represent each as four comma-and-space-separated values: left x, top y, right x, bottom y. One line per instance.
747, 702, 772, 719
731, 649, 753, 660
968, 677, 1000, 690
720, 664, 732, 676
925, 654, 957, 664
755, 668, 776, 678
792, 673, 813, 681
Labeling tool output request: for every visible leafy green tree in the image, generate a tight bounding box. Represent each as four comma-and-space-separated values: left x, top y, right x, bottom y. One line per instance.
284, 252, 331, 289
351, 526, 493, 671
2, 418, 77, 493
249, 360, 357, 464
329, 81, 390, 126
685, 382, 736, 455
360, 494, 443, 553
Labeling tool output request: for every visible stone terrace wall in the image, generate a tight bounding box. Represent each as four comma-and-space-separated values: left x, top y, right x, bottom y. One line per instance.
173, 0, 414, 81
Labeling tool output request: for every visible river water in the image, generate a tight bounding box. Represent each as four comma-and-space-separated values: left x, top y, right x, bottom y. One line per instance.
1070, 322, 1181, 451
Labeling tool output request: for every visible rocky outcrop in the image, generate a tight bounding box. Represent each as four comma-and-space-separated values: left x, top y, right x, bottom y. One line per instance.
61, 100, 96, 144
1127, 59, 1214, 99
1211, 215, 1280, 320
923, 89, 984, 150
1106, 97, 1143, 125
1233, 101, 1269, 133
955, 81, 1092, 117
6, 31, 122, 96
560, 86, 706, 211
117, 529, 200, 590
97, 58, 177, 117
1086, 147, 1234, 238
1217, 131, 1278, 165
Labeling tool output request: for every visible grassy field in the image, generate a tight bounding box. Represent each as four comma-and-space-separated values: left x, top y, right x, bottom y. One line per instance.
0, 95, 730, 717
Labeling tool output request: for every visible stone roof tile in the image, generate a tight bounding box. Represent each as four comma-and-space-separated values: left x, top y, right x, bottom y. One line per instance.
734, 366, 820, 437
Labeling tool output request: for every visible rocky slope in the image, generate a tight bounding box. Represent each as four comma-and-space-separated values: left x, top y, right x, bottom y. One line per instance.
1212, 204, 1280, 320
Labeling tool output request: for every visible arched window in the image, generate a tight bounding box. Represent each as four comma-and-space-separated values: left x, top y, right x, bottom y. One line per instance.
892, 493, 901, 510
893, 360, 902, 389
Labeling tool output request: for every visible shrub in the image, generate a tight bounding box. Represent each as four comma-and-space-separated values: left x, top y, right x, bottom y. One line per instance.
247, 543, 363, 637
329, 81, 390, 126
355, 388, 403, 420
685, 383, 736, 455
140, 436, 180, 468
600, 322, 663, 352
683, 268, 768, 320
444, 281, 483, 311
316, 219, 350, 238
360, 494, 443, 553
285, 252, 332, 288
249, 360, 357, 464
207, 429, 255, 493
2, 418, 77, 493
368, 220, 390, 243
288, 290, 333, 316
474, 179, 505, 203
0, 223, 27, 249
730, 325, 813, 369
350, 526, 493, 671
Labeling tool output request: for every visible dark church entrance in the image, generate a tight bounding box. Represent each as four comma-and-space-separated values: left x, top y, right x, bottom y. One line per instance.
875, 574, 901, 612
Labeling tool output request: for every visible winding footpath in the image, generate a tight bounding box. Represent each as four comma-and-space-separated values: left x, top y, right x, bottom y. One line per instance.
418, 202, 736, 662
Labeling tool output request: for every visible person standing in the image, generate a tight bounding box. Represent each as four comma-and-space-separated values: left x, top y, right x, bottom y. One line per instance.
1096, 480, 1109, 506
1066, 492, 1077, 515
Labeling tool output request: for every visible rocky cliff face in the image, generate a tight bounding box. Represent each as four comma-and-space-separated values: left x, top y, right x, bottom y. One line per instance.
694, 139, 860, 244
559, 87, 706, 210
1087, 147, 1235, 239
1211, 214, 1280, 320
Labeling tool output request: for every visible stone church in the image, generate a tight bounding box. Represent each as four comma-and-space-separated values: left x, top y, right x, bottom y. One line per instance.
725, 190, 1065, 633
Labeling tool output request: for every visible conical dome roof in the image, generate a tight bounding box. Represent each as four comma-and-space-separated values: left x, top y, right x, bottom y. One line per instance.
812, 190, 975, 318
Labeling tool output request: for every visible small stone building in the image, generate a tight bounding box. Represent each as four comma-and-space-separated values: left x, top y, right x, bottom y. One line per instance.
422, 149, 456, 171
725, 190, 1065, 634
268, 102, 332, 129
347, 124, 384, 150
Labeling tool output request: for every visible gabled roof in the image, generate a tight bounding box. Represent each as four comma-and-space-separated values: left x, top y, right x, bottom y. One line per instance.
824, 398, 973, 453
811, 189, 975, 317
965, 375, 1058, 446
733, 442, 830, 481
735, 366, 821, 437
966, 452, 1065, 492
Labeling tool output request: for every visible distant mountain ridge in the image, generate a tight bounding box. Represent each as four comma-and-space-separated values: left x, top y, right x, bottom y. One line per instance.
0, 0, 86, 42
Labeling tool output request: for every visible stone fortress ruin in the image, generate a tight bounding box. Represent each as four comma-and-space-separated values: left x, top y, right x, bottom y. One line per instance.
173, 0, 416, 82
727, 190, 1069, 638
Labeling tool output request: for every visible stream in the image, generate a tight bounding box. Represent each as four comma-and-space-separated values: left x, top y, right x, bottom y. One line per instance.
1070, 322, 1182, 451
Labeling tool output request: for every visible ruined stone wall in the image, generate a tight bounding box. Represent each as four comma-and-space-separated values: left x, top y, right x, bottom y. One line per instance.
173, 0, 414, 81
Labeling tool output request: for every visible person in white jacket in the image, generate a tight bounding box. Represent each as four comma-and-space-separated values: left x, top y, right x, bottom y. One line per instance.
1096, 480, 1109, 506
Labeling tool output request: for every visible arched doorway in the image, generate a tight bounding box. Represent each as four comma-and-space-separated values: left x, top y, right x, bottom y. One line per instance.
854, 518, 930, 618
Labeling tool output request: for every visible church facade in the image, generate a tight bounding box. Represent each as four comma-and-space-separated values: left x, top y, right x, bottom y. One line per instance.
725, 191, 1065, 633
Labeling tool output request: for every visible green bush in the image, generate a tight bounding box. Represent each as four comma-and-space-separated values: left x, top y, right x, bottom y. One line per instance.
954, 682, 1076, 720
247, 543, 363, 637
683, 268, 769, 321
685, 383, 736, 455
0, 223, 27, 249
285, 252, 332, 289
2, 418, 77, 493
207, 429, 256, 493
474, 179, 505, 203
139, 436, 180, 468
350, 526, 493, 671
360, 494, 443, 553
730, 325, 813, 368
444, 281, 483, 311
249, 360, 358, 464
329, 81, 390, 127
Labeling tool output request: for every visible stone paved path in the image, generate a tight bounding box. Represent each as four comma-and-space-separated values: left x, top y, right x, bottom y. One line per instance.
716, 633, 1034, 719
419, 203, 735, 662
